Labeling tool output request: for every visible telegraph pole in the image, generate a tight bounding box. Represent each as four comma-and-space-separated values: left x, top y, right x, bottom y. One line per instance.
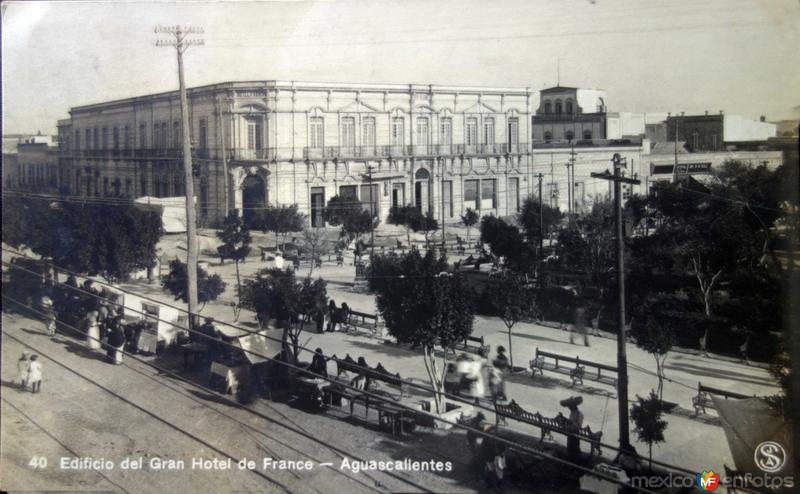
367, 164, 375, 258
566, 142, 576, 216
156, 25, 204, 329
440, 157, 446, 251
591, 153, 640, 457
537, 173, 544, 287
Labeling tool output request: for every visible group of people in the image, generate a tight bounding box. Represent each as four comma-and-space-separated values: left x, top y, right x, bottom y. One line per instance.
16, 351, 43, 393
325, 300, 350, 333
444, 346, 509, 403
42, 275, 130, 366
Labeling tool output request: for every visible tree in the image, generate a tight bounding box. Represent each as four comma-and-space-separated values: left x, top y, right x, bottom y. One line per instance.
216, 210, 251, 313
2, 198, 163, 282
261, 205, 306, 250
239, 268, 327, 362
162, 260, 226, 310
517, 198, 562, 244
324, 195, 378, 242
479, 215, 534, 271
488, 273, 539, 370
461, 208, 479, 244
646, 179, 762, 351
630, 391, 668, 470
368, 250, 474, 413
630, 308, 676, 401
300, 228, 331, 276
388, 204, 420, 246
410, 210, 439, 248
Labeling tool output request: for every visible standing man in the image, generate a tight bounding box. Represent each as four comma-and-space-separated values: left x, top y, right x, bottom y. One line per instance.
561, 396, 584, 461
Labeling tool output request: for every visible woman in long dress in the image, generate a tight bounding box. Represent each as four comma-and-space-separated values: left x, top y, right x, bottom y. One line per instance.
84, 310, 102, 350
106, 320, 126, 365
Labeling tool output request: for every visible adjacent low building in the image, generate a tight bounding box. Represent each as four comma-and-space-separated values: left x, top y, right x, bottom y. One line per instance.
57, 81, 534, 226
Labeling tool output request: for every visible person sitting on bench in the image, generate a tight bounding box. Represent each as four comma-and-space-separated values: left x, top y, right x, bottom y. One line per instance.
309, 348, 328, 378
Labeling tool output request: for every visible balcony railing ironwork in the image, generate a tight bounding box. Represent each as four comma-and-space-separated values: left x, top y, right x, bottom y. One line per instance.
66, 142, 530, 162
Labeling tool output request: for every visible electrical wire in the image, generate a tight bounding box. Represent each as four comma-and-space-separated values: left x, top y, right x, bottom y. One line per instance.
0, 292, 666, 493
1, 252, 699, 478
0, 318, 297, 494
0, 301, 409, 494
0, 396, 132, 494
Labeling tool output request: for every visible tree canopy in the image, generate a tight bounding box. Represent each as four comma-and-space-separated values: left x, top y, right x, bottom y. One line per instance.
162, 260, 226, 306
324, 195, 378, 241
3, 198, 163, 282
518, 198, 563, 243
239, 268, 327, 361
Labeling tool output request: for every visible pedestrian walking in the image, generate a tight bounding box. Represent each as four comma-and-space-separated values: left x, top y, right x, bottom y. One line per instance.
107, 321, 126, 365
570, 306, 588, 346
561, 396, 584, 461
739, 333, 751, 364
28, 355, 42, 393
326, 300, 339, 332
84, 310, 102, 350
484, 444, 507, 490
699, 331, 709, 357
492, 346, 509, 373
41, 295, 56, 336
487, 364, 507, 402
17, 351, 31, 390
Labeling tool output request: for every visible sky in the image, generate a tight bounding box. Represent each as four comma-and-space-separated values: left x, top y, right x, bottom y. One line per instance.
3, 0, 799, 135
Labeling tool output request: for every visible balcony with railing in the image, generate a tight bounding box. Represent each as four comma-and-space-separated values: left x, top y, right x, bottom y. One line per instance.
67, 143, 530, 162
532, 138, 643, 149
301, 142, 529, 160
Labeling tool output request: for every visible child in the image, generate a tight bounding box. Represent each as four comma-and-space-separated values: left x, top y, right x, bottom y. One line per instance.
17, 351, 31, 390
28, 355, 42, 393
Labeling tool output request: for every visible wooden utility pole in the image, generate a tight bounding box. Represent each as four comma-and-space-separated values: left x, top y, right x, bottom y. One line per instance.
367, 164, 375, 258
537, 173, 544, 287
591, 153, 640, 456
156, 25, 204, 328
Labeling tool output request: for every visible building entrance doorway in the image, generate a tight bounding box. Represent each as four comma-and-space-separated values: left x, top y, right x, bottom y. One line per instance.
242, 174, 266, 227
414, 168, 431, 213
310, 187, 325, 227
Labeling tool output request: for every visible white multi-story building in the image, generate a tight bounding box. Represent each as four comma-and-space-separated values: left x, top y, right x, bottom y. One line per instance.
56, 81, 534, 227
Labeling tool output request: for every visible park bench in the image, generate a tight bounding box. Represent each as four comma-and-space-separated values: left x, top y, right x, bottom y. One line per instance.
530, 347, 618, 388
323, 355, 411, 435
342, 309, 383, 337
495, 400, 603, 457
692, 382, 752, 415
453, 335, 491, 358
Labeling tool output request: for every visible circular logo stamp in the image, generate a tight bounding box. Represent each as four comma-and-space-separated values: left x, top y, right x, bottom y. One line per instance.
754, 441, 787, 473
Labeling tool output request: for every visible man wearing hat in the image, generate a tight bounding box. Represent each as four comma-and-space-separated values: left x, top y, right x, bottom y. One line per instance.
561, 396, 584, 461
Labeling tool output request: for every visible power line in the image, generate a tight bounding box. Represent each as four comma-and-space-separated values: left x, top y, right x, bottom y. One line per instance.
0, 321, 297, 494
1, 252, 699, 477
0, 293, 667, 493
0, 396, 132, 494
0, 305, 401, 494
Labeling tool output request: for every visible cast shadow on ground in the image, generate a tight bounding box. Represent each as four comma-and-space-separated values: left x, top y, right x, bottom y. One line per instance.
1, 379, 26, 391
666, 405, 722, 427
340, 338, 421, 361
510, 331, 567, 345
60, 339, 108, 363
18, 327, 48, 337
664, 362, 777, 388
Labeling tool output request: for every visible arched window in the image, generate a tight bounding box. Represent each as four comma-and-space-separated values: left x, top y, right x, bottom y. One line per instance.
566, 100, 573, 115
565, 130, 574, 141
544, 101, 552, 115
544, 131, 553, 143
555, 100, 563, 115
583, 130, 592, 141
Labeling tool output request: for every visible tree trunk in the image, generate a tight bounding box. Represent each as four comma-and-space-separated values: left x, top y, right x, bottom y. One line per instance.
507, 324, 515, 370
423, 346, 444, 414
234, 260, 242, 309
